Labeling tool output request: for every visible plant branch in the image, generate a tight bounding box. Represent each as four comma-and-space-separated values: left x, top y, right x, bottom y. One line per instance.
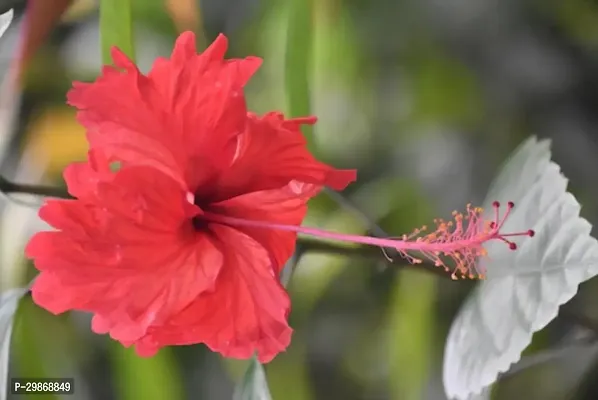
298, 237, 454, 278
323, 187, 402, 261
0, 176, 455, 278
0, 175, 71, 198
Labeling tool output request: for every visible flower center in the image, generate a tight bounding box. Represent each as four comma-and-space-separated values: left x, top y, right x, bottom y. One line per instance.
191, 193, 210, 231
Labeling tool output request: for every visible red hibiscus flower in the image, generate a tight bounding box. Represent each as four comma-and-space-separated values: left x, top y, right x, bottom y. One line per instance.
25, 32, 356, 362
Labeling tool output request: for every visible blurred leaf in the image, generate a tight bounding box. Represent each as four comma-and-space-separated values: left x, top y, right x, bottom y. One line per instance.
99, 0, 135, 64
0, 288, 27, 400
267, 344, 311, 400
233, 357, 273, 400
410, 51, 483, 126
290, 215, 364, 316
0, 8, 18, 181
552, 0, 598, 45
164, 0, 206, 48
389, 271, 436, 400
62, 0, 96, 22
12, 295, 81, 400
284, 0, 313, 142
310, 4, 369, 159
443, 137, 598, 399
111, 344, 185, 400
20, 0, 71, 69
312, 4, 360, 82
131, 0, 176, 37
0, 9, 11, 39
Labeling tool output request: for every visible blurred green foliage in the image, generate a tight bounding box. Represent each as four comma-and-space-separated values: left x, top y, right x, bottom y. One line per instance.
99, 0, 135, 63
6, 0, 597, 399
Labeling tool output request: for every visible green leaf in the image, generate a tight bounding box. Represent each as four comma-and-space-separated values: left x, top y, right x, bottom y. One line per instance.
284, 0, 314, 142
0, 288, 27, 400
233, 357, 272, 400
389, 271, 437, 400
0, 9, 12, 39
99, 0, 135, 64
111, 344, 185, 400
410, 51, 483, 126
12, 295, 77, 400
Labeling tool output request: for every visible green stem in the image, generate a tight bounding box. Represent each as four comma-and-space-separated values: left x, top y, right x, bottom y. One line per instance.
284, 0, 313, 142
99, 0, 136, 64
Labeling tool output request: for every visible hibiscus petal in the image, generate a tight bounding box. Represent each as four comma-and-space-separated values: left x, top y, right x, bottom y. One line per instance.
67, 32, 262, 191
32, 271, 107, 314
129, 226, 292, 363
63, 149, 112, 200
147, 34, 262, 188
206, 111, 356, 202
94, 165, 200, 229
27, 166, 224, 342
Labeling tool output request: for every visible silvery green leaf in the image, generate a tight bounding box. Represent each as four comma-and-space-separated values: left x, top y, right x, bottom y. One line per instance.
0, 288, 27, 400
233, 357, 272, 400
0, 9, 12, 40
443, 136, 598, 399
468, 387, 492, 400
0, 7, 17, 163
